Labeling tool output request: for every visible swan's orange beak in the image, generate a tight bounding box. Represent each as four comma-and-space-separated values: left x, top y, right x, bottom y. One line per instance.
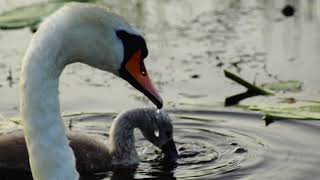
119, 50, 163, 109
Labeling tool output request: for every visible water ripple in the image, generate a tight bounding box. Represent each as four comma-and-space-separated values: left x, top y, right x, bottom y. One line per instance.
67, 109, 320, 180
1, 109, 319, 180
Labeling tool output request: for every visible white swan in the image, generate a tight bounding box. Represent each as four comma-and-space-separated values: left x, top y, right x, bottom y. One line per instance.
0, 108, 178, 174
19, 2, 164, 180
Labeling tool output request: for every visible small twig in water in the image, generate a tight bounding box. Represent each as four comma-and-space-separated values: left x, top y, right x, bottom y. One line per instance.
6, 68, 13, 87
224, 70, 273, 106
68, 119, 73, 130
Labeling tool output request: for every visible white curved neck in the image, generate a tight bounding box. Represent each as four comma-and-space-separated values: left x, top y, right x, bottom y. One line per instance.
20, 27, 79, 180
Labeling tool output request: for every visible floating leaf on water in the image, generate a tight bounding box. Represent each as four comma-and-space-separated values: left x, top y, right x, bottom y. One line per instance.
179, 92, 208, 99
240, 100, 320, 125
230, 142, 238, 146
190, 74, 200, 79
55, 0, 98, 2
233, 147, 247, 153
178, 115, 222, 123
0, 0, 99, 30
62, 111, 116, 118
279, 97, 296, 104
0, 3, 64, 30
261, 80, 302, 93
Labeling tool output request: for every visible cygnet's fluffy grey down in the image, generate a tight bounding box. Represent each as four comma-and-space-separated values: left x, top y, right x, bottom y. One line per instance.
0, 108, 178, 174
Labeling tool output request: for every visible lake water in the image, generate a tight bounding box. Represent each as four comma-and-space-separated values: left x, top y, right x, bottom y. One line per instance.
0, 0, 320, 179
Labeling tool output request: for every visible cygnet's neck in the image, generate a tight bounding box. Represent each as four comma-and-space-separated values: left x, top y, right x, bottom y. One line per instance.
109, 109, 150, 165
20, 22, 78, 179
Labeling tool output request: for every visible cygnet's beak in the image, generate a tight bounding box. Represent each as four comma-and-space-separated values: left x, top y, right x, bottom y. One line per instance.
161, 139, 178, 162
119, 50, 163, 109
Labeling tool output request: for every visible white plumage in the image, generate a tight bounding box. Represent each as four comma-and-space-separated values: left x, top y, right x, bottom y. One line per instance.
19, 2, 160, 180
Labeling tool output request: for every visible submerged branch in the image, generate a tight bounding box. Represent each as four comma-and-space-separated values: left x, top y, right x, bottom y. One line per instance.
224, 70, 273, 106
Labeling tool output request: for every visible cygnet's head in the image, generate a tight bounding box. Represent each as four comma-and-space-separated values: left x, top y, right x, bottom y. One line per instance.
137, 109, 178, 162
50, 3, 162, 108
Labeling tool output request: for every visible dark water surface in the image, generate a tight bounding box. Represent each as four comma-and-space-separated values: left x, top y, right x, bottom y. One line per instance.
68, 110, 320, 180
71, 110, 320, 180
2, 110, 320, 180
1, 0, 320, 179
1, 0, 320, 115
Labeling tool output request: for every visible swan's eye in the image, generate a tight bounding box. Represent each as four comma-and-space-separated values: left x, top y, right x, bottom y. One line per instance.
166, 131, 171, 138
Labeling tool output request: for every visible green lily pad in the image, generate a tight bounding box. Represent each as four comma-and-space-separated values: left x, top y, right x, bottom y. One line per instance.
0, 2, 64, 30
56, 0, 98, 2
261, 80, 302, 92
0, 0, 99, 31
241, 100, 320, 125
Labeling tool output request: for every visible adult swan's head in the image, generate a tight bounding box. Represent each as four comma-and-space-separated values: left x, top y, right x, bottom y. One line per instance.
24, 2, 162, 109
20, 2, 163, 180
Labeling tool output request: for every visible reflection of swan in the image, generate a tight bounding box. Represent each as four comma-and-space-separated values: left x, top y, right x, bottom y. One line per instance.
0, 108, 178, 174
19, 2, 164, 180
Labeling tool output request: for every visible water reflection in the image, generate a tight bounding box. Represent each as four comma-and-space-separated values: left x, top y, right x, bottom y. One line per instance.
71, 110, 320, 180
1, 0, 320, 179
1, 109, 320, 179
110, 167, 137, 180
1, 0, 320, 110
